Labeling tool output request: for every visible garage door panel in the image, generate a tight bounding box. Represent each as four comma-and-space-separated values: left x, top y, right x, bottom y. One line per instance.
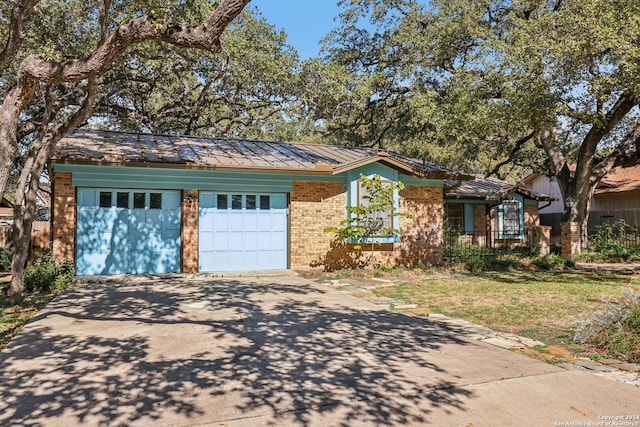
199, 192, 288, 272
229, 213, 244, 231
76, 189, 181, 275
162, 210, 181, 230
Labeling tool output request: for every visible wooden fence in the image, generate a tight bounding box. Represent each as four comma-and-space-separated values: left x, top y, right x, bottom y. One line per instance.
0, 221, 51, 262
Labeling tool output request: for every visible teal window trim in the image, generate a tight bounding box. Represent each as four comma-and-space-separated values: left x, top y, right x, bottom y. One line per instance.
495, 198, 524, 239
463, 203, 474, 234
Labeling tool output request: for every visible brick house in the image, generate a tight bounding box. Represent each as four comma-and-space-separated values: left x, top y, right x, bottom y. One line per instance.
51, 130, 470, 275
444, 175, 554, 245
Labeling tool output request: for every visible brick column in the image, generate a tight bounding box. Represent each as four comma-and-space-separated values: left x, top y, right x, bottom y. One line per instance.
532, 225, 551, 256
52, 172, 76, 261
561, 222, 581, 256
181, 190, 199, 273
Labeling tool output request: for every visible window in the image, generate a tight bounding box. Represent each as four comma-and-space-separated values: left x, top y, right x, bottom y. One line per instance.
502, 202, 521, 236
260, 195, 270, 210
134, 192, 146, 209
358, 178, 393, 237
99, 191, 112, 208
232, 194, 242, 210
116, 192, 129, 209
445, 203, 464, 232
150, 193, 162, 209
246, 195, 256, 210
217, 194, 228, 210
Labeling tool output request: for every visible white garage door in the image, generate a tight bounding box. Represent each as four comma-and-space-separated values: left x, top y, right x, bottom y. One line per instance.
76, 189, 181, 275
199, 192, 287, 271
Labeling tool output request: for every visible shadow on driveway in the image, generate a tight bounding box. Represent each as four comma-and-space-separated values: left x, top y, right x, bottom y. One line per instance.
0, 276, 475, 426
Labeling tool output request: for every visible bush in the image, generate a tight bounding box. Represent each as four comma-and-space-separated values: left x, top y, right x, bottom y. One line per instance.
574, 286, 640, 363
0, 248, 11, 272
23, 253, 75, 294
584, 219, 640, 262
532, 253, 569, 270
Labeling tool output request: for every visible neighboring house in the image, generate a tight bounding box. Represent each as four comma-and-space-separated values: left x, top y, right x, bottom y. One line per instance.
444, 175, 554, 245
0, 197, 13, 224
521, 165, 640, 235
50, 130, 471, 275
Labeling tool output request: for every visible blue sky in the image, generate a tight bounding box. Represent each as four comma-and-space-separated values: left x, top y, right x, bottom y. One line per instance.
250, 1, 343, 59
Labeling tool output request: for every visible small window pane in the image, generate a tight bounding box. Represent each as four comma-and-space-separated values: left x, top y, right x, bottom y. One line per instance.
150, 193, 162, 209
134, 192, 146, 209
117, 192, 129, 209
99, 192, 112, 208
246, 195, 256, 210
260, 195, 270, 210
217, 194, 228, 210
232, 194, 242, 210
502, 203, 520, 236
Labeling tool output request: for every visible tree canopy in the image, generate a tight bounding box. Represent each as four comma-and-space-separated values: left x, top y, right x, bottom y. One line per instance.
311, 0, 640, 243
0, 0, 250, 301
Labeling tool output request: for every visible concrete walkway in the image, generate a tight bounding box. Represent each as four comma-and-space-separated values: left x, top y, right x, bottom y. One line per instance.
0, 275, 639, 426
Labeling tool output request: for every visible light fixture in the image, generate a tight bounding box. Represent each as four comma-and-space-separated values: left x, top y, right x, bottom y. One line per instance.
565, 195, 575, 209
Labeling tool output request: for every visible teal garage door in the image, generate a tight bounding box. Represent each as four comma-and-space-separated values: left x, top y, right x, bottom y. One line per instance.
199, 192, 287, 271
76, 189, 181, 275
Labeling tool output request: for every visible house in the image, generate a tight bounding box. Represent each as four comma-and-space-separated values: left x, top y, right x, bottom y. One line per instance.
521, 165, 640, 235
444, 175, 554, 245
50, 130, 474, 275
0, 197, 13, 224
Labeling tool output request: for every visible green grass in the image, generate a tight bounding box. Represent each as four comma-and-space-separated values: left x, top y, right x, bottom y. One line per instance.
372, 271, 632, 345
0, 275, 57, 350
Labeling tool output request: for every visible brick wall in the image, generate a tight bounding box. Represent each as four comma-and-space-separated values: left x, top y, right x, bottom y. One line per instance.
473, 205, 487, 233
392, 185, 444, 266
181, 190, 199, 273
524, 204, 540, 228
292, 182, 445, 270
290, 181, 346, 269
52, 172, 75, 260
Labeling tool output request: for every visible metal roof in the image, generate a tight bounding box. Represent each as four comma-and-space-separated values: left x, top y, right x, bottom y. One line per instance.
445, 174, 554, 202
53, 129, 466, 179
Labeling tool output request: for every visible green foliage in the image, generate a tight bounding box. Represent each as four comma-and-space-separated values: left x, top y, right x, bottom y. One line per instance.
574, 286, 640, 363
531, 254, 571, 271
23, 254, 75, 294
575, 220, 640, 263
314, 0, 640, 186
0, 248, 10, 272
325, 174, 411, 248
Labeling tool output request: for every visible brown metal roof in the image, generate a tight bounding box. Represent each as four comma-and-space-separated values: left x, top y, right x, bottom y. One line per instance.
445, 175, 554, 202
53, 129, 466, 179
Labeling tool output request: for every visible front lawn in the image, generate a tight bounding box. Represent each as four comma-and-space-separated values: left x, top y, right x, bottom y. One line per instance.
371, 271, 632, 349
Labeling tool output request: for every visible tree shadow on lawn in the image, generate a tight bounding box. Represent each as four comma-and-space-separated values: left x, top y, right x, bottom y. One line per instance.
0, 277, 474, 426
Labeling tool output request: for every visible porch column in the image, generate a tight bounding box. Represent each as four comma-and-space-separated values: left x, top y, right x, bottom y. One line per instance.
181, 190, 199, 273
532, 225, 551, 256
561, 222, 581, 256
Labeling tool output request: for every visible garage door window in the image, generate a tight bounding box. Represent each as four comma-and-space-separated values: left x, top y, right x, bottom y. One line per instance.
246, 195, 256, 210
99, 191, 112, 208
117, 192, 129, 209
150, 192, 162, 209
217, 194, 228, 209
134, 192, 145, 209
260, 195, 270, 210
232, 194, 242, 209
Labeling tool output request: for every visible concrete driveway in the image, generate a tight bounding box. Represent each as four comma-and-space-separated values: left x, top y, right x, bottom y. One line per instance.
0, 275, 638, 426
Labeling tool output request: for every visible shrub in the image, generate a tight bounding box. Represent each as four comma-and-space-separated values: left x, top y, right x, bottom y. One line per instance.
0, 248, 11, 272
532, 253, 569, 270
23, 253, 75, 294
574, 286, 640, 363
585, 219, 640, 262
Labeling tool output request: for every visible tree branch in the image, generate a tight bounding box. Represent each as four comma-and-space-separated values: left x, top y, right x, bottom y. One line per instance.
486, 130, 536, 177
0, 0, 40, 70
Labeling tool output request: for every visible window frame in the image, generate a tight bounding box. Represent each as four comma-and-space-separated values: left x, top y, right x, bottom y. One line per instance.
356, 177, 395, 239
